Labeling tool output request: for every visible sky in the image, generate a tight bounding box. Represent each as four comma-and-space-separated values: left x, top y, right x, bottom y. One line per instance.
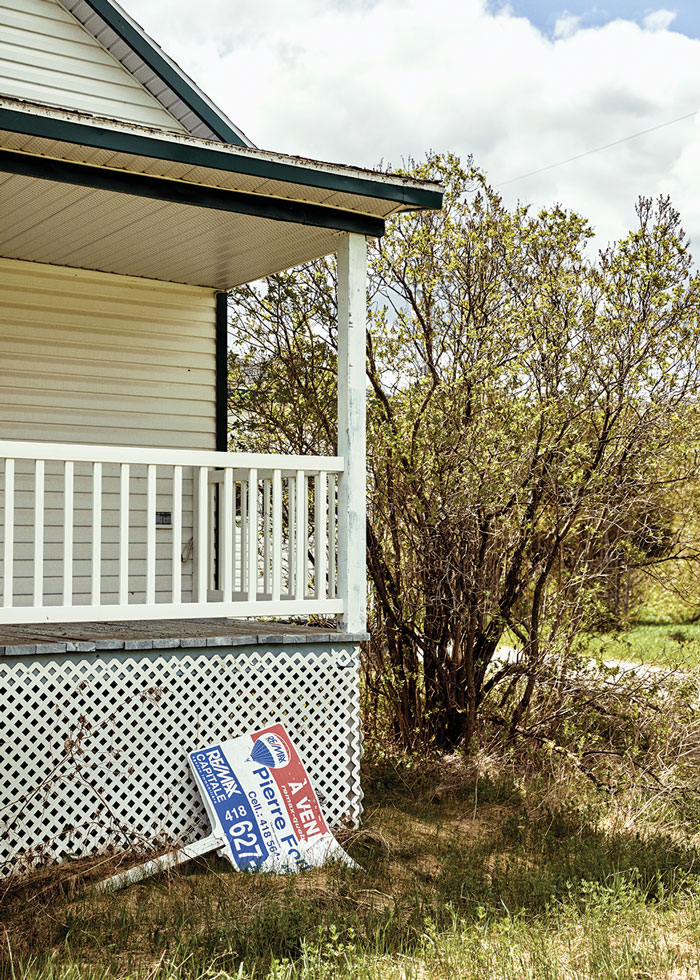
124, 0, 700, 258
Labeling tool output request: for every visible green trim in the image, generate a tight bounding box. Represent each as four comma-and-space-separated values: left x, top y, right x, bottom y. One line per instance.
215, 293, 229, 453
0, 148, 385, 236
0, 108, 443, 212
80, 0, 248, 146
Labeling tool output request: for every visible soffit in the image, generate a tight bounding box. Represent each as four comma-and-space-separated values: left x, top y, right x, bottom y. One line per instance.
0, 100, 443, 289
0, 169, 345, 287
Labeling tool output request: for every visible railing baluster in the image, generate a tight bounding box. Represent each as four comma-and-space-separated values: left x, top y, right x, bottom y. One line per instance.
263, 478, 271, 595
315, 472, 327, 599
33, 459, 44, 608
119, 463, 129, 605
295, 469, 305, 601
272, 469, 282, 602
146, 465, 156, 604
247, 469, 258, 602
221, 467, 233, 601
172, 465, 182, 605
63, 460, 74, 606
198, 467, 208, 601
329, 474, 337, 598
288, 476, 296, 596
232, 481, 238, 590
303, 475, 309, 597
91, 462, 102, 606
208, 480, 216, 593
3, 459, 14, 608
240, 479, 248, 593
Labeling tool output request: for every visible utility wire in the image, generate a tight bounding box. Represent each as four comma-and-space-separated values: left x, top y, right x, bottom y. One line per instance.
498, 109, 698, 187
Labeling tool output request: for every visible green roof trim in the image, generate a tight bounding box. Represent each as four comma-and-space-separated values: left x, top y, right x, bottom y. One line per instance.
215, 292, 229, 453
80, 0, 248, 146
0, 107, 443, 212
0, 148, 386, 237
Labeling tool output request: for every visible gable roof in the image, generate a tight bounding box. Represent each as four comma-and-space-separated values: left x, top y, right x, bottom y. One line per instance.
0, 0, 254, 145
58, 0, 253, 146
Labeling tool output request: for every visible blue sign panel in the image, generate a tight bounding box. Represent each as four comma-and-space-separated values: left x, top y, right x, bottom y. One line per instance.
189, 745, 269, 869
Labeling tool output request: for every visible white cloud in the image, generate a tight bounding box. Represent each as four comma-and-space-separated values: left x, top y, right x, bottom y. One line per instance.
554, 13, 581, 39
126, 0, 700, 259
643, 9, 677, 32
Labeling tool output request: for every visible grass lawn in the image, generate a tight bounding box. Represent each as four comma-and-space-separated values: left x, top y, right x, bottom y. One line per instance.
499, 622, 700, 667
586, 622, 700, 667
3, 766, 700, 979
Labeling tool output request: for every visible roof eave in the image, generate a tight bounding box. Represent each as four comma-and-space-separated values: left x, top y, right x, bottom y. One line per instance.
0, 101, 445, 213
1, 147, 386, 238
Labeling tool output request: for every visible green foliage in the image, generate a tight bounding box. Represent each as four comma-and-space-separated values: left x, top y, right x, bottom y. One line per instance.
228, 153, 700, 752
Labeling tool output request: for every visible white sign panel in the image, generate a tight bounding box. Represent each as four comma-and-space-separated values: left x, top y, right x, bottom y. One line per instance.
188, 722, 354, 872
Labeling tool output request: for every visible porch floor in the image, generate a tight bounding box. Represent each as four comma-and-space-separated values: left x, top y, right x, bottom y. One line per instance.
0, 618, 368, 656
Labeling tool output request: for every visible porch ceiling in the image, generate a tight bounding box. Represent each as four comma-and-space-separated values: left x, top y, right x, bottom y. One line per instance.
0, 169, 347, 288
0, 100, 444, 289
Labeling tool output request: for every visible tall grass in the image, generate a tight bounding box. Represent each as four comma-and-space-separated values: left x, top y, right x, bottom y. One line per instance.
4, 762, 700, 980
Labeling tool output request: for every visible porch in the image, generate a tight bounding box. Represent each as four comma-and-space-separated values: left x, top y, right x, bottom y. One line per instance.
0, 94, 441, 875
0, 614, 365, 653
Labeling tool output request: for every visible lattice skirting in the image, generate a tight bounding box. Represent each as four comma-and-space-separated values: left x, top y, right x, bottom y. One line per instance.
0, 642, 362, 877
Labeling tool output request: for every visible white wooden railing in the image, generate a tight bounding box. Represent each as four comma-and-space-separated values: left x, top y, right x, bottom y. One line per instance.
0, 440, 343, 624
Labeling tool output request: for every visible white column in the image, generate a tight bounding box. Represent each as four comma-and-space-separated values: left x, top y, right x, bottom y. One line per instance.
337, 232, 367, 633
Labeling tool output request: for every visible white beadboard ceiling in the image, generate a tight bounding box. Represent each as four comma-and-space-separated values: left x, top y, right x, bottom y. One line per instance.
0, 169, 346, 287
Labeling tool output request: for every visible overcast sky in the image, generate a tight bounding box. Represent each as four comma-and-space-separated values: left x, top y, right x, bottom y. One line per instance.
126, 0, 700, 258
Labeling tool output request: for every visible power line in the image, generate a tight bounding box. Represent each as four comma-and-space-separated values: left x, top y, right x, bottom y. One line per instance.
498, 109, 698, 187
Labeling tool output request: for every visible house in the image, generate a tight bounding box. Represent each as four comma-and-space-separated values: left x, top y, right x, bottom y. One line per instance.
0, 0, 443, 874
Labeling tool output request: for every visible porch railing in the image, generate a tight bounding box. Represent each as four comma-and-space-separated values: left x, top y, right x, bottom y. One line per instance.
0, 440, 343, 624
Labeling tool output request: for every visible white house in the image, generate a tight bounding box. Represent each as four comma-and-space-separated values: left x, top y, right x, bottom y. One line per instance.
0, 0, 442, 875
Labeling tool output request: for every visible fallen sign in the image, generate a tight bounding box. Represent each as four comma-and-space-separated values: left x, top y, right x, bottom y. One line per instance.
190, 721, 355, 872
98, 722, 354, 891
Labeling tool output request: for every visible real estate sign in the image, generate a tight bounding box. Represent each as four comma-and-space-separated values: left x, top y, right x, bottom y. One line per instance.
188, 722, 354, 872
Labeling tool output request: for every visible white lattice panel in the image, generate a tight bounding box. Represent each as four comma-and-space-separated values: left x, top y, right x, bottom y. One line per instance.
0, 643, 362, 876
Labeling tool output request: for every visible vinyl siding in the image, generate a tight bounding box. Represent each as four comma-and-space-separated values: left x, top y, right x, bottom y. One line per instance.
0, 0, 187, 131
0, 257, 217, 607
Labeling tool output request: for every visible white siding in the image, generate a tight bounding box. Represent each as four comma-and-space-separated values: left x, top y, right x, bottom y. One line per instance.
0, 257, 217, 607
0, 0, 187, 130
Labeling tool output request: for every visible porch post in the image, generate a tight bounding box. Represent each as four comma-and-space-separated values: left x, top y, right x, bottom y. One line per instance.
337, 232, 367, 633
